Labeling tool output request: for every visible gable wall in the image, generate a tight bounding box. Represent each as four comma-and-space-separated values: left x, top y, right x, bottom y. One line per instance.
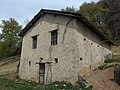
19, 14, 79, 83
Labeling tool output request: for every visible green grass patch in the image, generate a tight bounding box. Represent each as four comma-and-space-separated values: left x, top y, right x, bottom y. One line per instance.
105, 59, 120, 63
0, 76, 39, 90
0, 75, 92, 90
98, 63, 114, 70
46, 81, 92, 90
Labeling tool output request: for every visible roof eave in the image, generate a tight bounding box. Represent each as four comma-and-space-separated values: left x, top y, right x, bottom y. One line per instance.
18, 9, 115, 45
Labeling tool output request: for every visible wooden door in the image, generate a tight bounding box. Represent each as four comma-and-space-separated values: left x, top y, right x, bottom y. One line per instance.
39, 63, 45, 84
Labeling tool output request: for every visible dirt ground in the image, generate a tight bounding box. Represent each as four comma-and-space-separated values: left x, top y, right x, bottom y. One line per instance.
86, 63, 120, 90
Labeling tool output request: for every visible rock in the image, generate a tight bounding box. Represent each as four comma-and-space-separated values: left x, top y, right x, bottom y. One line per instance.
114, 65, 120, 84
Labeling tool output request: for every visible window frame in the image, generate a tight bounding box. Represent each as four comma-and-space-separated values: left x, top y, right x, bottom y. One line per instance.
50, 30, 58, 46
31, 35, 38, 49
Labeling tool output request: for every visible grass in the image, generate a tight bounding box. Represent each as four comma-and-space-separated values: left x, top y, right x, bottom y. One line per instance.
105, 59, 120, 63
98, 63, 114, 70
0, 75, 39, 90
97, 58, 120, 70
0, 74, 92, 90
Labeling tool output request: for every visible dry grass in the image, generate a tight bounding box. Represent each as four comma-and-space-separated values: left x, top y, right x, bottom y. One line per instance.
0, 56, 20, 75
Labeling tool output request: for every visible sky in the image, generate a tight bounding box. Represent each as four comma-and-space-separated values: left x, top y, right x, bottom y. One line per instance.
0, 0, 98, 27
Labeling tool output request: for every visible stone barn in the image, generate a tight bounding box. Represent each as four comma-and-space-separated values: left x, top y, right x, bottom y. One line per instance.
19, 9, 114, 84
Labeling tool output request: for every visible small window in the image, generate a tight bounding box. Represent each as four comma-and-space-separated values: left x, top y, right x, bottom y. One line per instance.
55, 58, 58, 63
84, 38, 86, 41
51, 30, 58, 46
80, 57, 83, 61
29, 61, 31, 67
32, 36, 37, 49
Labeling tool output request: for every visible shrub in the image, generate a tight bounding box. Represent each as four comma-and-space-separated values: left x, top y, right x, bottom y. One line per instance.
47, 81, 78, 90
105, 59, 120, 63
98, 63, 114, 70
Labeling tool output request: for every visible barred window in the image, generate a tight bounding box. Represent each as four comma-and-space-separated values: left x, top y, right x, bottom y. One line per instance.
51, 30, 58, 46
32, 36, 37, 49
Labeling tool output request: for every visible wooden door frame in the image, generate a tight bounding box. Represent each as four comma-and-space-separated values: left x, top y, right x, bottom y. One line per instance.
39, 63, 45, 84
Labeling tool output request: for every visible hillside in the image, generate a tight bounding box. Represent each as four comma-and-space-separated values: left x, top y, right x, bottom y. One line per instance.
0, 56, 19, 75
86, 63, 120, 90
0, 56, 120, 90
112, 46, 120, 59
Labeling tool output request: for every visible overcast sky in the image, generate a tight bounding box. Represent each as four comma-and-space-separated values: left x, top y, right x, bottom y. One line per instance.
0, 0, 98, 26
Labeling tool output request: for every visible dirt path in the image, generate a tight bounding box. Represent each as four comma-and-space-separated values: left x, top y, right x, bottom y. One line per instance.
86, 63, 120, 90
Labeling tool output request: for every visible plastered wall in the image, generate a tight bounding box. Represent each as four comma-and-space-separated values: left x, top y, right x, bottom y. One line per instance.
19, 13, 112, 84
